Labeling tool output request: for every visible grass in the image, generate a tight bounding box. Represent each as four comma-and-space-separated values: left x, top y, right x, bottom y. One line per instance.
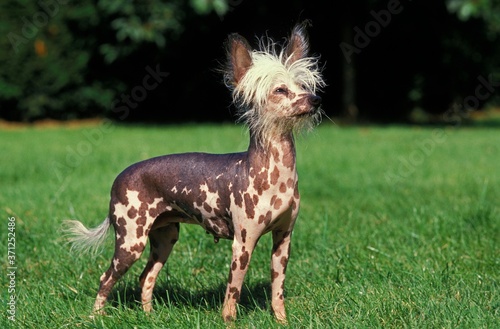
1, 122, 499, 328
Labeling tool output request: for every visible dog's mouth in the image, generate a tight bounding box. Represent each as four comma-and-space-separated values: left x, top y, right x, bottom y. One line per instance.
295, 108, 319, 117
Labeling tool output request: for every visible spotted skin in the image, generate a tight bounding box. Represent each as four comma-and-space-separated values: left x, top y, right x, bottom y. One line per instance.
93, 138, 301, 318
72, 22, 324, 324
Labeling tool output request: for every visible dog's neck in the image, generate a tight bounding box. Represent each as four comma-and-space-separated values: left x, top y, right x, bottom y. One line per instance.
247, 131, 297, 171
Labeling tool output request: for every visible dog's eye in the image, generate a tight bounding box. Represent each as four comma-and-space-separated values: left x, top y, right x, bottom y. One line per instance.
275, 87, 288, 94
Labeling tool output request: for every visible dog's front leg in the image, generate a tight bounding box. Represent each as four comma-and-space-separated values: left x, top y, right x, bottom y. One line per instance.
221, 231, 258, 322
270, 227, 294, 324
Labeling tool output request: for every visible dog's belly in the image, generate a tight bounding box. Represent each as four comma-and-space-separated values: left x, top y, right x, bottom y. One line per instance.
151, 201, 235, 240
201, 216, 234, 240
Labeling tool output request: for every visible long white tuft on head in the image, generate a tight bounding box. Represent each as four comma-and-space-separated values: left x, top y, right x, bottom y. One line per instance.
62, 217, 111, 255
234, 39, 324, 111
224, 22, 325, 145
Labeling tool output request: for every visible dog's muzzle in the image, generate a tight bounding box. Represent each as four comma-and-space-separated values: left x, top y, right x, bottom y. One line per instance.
308, 95, 322, 108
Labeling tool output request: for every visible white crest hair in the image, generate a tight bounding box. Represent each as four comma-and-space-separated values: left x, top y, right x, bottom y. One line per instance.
227, 31, 325, 144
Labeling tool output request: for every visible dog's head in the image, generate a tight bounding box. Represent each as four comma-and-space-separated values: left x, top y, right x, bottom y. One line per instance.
224, 21, 325, 145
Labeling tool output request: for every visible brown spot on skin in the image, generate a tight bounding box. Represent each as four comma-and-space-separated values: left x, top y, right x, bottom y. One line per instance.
148, 208, 157, 218
287, 178, 294, 189
212, 225, 220, 233
116, 216, 127, 227
279, 182, 287, 193
241, 228, 247, 243
274, 198, 283, 210
136, 215, 147, 226
132, 242, 145, 253
136, 226, 143, 238
258, 211, 273, 225
233, 191, 243, 207
203, 202, 212, 213
115, 216, 127, 242
252, 194, 259, 205
244, 193, 255, 219
271, 269, 279, 281
271, 166, 280, 185
229, 287, 240, 302
213, 198, 225, 217
270, 195, 277, 206
253, 169, 270, 195
280, 256, 288, 273
239, 251, 249, 270
127, 206, 137, 219
271, 146, 280, 162
138, 202, 148, 217
148, 276, 154, 283
150, 200, 167, 218
294, 181, 299, 198
231, 261, 237, 271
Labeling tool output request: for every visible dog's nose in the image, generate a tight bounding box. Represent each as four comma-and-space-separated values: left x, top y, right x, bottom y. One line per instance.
308, 95, 322, 107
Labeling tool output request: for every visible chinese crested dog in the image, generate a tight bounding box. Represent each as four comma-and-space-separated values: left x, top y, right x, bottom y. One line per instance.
65, 21, 325, 323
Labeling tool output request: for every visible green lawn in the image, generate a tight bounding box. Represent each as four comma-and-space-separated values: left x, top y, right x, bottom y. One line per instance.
1, 122, 499, 328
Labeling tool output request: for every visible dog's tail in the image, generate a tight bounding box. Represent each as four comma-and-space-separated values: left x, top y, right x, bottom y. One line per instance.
62, 217, 111, 255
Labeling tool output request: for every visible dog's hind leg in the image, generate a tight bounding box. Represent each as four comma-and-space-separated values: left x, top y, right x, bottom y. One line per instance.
93, 216, 150, 313
139, 222, 180, 312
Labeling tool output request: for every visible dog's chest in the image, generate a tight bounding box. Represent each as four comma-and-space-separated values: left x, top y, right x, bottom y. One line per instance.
202, 151, 298, 238
170, 153, 297, 239
168, 171, 296, 239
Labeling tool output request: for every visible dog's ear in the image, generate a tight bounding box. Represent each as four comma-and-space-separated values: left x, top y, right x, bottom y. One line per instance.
285, 21, 311, 63
227, 33, 253, 85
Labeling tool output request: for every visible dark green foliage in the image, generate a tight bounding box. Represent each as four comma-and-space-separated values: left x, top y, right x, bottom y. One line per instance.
0, 0, 225, 121
447, 0, 500, 35
0, 0, 499, 122
0, 1, 104, 121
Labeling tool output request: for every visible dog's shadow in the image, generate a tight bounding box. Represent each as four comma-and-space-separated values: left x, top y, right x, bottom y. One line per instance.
108, 280, 271, 315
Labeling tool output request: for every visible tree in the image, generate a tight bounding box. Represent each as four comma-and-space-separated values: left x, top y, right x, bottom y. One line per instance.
0, 0, 227, 122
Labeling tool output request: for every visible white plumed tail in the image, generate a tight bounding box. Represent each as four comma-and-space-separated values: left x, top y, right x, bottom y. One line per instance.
63, 217, 111, 255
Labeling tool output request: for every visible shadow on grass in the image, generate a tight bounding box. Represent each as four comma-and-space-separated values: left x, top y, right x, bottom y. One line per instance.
108, 280, 271, 315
